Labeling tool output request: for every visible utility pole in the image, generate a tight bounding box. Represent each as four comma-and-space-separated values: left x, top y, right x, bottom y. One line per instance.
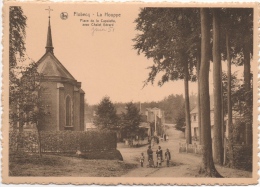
154, 111, 157, 136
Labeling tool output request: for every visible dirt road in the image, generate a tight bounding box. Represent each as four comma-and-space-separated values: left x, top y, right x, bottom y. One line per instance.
118, 124, 252, 178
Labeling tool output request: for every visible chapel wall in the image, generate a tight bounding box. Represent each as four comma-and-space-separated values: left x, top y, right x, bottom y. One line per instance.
39, 82, 58, 131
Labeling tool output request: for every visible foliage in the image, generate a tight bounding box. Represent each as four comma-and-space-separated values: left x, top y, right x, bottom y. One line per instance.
9, 62, 49, 130
222, 72, 253, 123
219, 8, 253, 63
9, 131, 117, 153
226, 144, 252, 171
133, 8, 200, 86
93, 96, 119, 130
120, 102, 142, 138
159, 94, 185, 123
9, 6, 27, 69
9, 130, 38, 153
175, 103, 185, 132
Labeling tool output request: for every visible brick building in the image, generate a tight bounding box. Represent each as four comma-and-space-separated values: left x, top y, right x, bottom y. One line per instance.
37, 17, 85, 131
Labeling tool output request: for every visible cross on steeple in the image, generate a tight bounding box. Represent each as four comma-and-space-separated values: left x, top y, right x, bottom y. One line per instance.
45, 6, 54, 54
45, 6, 53, 18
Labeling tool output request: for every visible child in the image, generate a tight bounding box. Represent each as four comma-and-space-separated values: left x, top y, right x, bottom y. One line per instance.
140, 153, 145, 167
165, 148, 171, 167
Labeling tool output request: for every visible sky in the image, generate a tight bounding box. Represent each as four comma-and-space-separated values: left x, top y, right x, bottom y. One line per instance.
21, 4, 244, 105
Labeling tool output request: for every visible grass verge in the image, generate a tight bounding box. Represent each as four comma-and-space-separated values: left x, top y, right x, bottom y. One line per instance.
9, 152, 137, 177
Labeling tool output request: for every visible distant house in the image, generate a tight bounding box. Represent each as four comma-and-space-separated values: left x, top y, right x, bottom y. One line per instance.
190, 106, 214, 140
145, 107, 165, 137
190, 106, 243, 141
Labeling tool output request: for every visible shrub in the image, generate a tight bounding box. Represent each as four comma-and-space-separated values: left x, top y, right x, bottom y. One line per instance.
226, 144, 252, 171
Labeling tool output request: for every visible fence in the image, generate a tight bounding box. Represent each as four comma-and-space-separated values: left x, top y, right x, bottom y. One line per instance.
179, 142, 203, 154
9, 130, 117, 153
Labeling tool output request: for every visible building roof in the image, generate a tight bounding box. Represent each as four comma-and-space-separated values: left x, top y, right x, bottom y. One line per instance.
37, 52, 76, 80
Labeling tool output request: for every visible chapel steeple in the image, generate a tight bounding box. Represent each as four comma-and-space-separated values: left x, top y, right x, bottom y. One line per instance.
45, 6, 54, 54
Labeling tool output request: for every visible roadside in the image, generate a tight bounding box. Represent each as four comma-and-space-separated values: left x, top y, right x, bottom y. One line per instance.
119, 125, 252, 178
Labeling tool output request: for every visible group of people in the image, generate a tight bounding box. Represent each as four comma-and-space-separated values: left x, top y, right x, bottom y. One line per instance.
140, 145, 171, 168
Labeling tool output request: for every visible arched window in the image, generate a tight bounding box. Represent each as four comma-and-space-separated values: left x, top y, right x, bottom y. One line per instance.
65, 96, 72, 126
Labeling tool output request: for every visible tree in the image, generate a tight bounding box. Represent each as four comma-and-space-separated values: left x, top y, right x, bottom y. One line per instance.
9, 62, 50, 156
8, 7, 51, 156
9, 6, 27, 130
242, 10, 253, 145
159, 94, 185, 123
221, 8, 253, 145
133, 8, 201, 144
9, 63, 43, 131
212, 8, 224, 165
120, 102, 142, 138
199, 8, 222, 177
218, 8, 253, 166
29, 86, 50, 156
93, 96, 118, 130
9, 6, 27, 69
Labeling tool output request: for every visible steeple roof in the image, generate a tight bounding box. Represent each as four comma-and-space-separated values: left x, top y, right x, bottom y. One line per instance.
45, 17, 54, 53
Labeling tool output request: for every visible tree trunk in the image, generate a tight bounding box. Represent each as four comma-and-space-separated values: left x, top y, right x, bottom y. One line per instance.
220, 55, 225, 165
184, 58, 192, 145
213, 9, 223, 165
197, 53, 201, 145
226, 31, 234, 167
37, 123, 42, 157
199, 8, 222, 177
243, 40, 252, 145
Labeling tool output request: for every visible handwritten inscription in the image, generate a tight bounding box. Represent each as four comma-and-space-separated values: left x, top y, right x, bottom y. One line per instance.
91, 27, 115, 36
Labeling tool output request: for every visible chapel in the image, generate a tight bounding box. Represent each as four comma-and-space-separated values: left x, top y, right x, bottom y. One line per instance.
37, 16, 85, 131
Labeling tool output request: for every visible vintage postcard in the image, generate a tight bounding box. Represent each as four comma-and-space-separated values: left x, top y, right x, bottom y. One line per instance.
2, 0, 259, 185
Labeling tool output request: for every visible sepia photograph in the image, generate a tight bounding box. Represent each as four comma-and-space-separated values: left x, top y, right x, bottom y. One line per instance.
3, 1, 258, 185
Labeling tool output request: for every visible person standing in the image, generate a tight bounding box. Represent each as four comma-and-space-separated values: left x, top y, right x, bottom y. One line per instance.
140, 153, 145, 167
147, 145, 153, 161
165, 148, 171, 167
156, 146, 163, 167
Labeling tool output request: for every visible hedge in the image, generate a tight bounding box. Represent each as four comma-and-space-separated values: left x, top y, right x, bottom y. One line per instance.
9, 131, 117, 153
